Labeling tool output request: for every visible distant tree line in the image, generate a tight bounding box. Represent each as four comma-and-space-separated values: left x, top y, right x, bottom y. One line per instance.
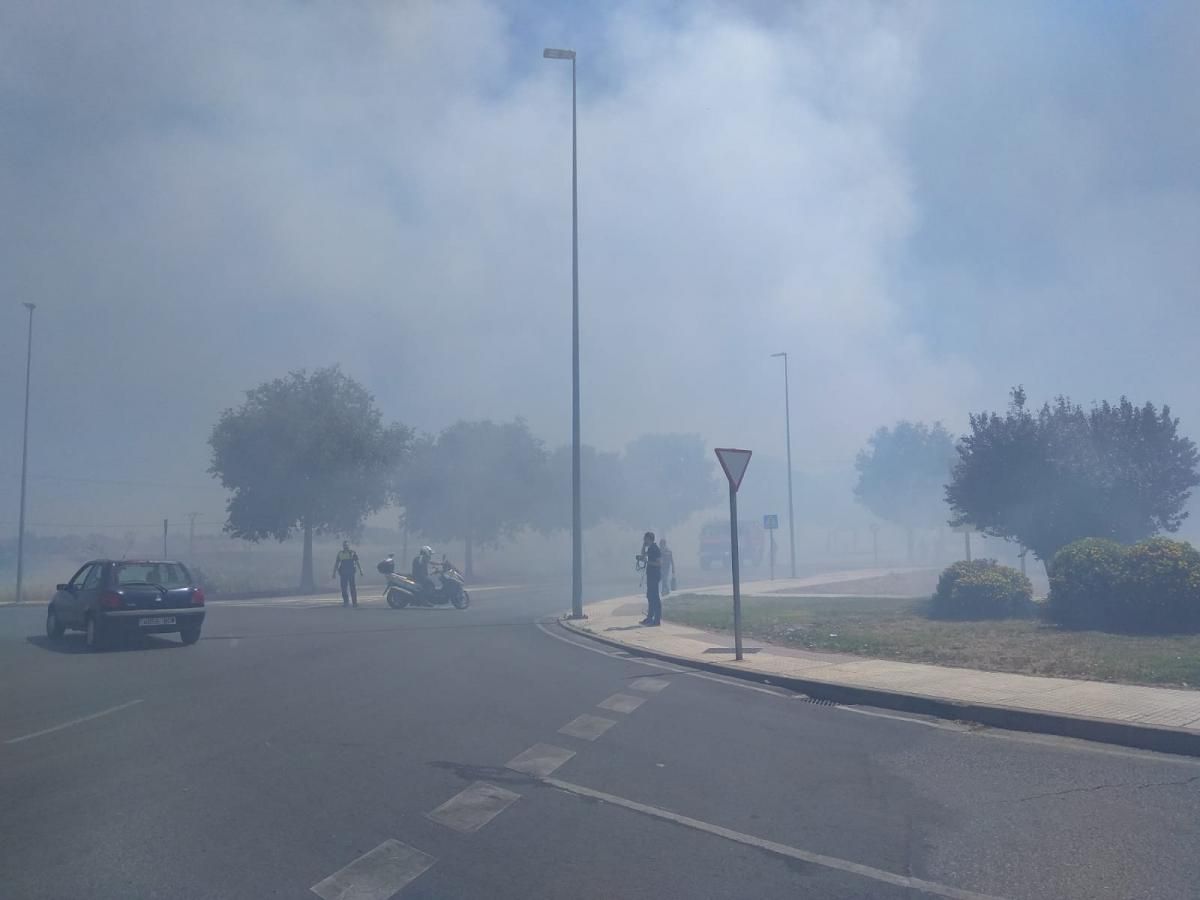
208, 367, 719, 587
855, 387, 1200, 574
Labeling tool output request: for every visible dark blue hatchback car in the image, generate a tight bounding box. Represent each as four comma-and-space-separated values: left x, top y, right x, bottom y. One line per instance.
45, 559, 205, 650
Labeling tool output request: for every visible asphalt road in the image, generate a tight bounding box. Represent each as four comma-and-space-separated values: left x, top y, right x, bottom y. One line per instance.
2, 576, 1200, 899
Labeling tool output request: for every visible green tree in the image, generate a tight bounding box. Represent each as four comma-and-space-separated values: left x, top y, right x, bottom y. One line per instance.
946, 387, 1200, 572
617, 433, 721, 534
854, 421, 957, 561
399, 419, 547, 577
532, 444, 625, 534
208, 367, 410, 591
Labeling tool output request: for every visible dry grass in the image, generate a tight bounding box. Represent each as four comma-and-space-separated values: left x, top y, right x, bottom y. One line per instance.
664, 593, 1200, 689
779, 569, 942, 596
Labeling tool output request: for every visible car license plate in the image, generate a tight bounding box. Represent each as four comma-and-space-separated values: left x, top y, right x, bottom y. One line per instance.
139, 616, 176, 627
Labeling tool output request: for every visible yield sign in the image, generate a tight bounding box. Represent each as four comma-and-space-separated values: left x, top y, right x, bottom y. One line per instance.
714, 448, 752, 492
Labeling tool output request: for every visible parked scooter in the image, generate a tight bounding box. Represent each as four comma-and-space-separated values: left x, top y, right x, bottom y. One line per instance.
377, 554, 470, 610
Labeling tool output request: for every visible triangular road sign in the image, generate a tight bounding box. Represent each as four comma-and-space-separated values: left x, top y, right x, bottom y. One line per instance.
714, 447, 752, 492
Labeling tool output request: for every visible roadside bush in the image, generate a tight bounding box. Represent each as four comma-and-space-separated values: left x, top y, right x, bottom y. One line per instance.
929, 559, 1034, 620
1047, 537, 1200, 632
1046, 538, 1125, 627
1121, 538, 1200, 632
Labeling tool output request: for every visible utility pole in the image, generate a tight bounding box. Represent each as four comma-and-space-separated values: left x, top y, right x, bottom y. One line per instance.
770, 352, 796, 578
163, 519, 168, 558
187, 512, 199, 559
544, 47, 585, 618
15, 303, 36, 604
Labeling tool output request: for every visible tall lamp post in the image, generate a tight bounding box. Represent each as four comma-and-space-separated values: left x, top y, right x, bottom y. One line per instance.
544, 47, 585, 619
16, 303, 36, 604
770, 352, 796, 578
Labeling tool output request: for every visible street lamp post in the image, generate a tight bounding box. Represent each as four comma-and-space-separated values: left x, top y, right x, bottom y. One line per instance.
16, 303, 36, 604
544, 47, 585, 619
770, 352, 796, 578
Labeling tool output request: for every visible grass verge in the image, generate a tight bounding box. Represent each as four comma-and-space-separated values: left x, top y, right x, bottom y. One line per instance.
664, 593, 1200, 689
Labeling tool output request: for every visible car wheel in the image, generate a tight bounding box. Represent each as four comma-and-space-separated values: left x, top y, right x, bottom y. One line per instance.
85, 614, 108, 651
179, 622, 202, 645
45, 605, 65, 639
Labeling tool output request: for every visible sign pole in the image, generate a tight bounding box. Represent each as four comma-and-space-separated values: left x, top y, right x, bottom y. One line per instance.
714, 448, 752, 664
729, 484, 742, 662
769, 529, 776, 582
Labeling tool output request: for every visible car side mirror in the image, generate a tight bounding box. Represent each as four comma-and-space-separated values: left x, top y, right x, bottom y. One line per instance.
56, 583, 70, 592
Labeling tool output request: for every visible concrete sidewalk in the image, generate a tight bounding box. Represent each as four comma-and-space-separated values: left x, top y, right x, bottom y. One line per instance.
564, 584, 1200, 757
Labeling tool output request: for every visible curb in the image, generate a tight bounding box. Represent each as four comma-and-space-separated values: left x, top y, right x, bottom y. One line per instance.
560, 617, 1200, 759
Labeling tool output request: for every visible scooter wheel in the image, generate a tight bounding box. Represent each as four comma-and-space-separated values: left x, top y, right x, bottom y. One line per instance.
451, 590, 470, 610
386, 590, 410, 609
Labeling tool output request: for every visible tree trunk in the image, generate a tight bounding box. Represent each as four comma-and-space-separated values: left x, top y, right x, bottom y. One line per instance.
301, 519, 315, 593
464, 534, 474, 580
906, 527, 915, 564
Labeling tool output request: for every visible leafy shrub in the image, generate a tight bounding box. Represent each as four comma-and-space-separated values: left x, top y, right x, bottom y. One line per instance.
1046, 538, 1125, 627
1047, 537, 1200, 632
1121, 538, 1200, 632
930, 559, 1034, 620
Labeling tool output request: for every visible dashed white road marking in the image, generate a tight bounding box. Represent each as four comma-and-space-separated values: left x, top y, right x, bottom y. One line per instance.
506, 743, 576, 777
598, 693, 647, 714
558, 714, 618, 741
629, 676, 671, 693
310, 839, 435, 900
427, 781, 521, 833
544, 777, 1008, 900
5, 699, 144, 745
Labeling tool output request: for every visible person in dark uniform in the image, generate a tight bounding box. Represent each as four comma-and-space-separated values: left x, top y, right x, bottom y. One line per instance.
641, 531, 662, 626
333, 541, 364, 607
412, 546, 436, 599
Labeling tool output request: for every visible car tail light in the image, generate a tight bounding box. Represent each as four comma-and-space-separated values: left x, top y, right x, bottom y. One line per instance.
100, 591, 123, 609
190, 587, 205, 606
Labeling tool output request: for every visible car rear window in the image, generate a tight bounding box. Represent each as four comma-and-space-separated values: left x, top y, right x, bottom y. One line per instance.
115, 563, 191, 588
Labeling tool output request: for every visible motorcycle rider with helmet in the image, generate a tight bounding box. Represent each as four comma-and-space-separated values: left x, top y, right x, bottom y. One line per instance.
412, 546, 437, 600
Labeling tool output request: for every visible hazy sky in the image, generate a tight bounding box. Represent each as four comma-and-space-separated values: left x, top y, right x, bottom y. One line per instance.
2, 0, 1198, 534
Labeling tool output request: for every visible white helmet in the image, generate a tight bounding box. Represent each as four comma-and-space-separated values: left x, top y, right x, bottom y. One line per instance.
420, 546, 433, 559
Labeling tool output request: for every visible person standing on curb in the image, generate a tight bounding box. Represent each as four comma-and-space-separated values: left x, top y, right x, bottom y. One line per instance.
333, 540, 364, 607
659, 538, 675, 598
640, 531, 662, 626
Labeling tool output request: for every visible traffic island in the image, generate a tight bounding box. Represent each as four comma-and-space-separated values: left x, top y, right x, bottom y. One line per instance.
561, 592, 1200, 758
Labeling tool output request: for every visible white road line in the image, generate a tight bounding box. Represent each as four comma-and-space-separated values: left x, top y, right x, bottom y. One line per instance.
598, 693, 647, 714
629, 676, 672, 693
506, 743, 576, 778
536, 622, 626, 657
558, 714, 618, 741
838, 705, 966, 730
534, 623, 688, 672
5, 699, 144, 745
426, 781, 521, 833
310, 839, 435, 900
544, 778, 1007, 900
685, 671, 793, 697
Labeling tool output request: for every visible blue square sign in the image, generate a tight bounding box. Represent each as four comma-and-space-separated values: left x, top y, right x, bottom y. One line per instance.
763, 514, 779, 530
